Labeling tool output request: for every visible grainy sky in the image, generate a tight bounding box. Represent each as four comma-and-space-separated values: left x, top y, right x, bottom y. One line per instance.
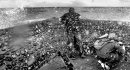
0, 0, 130, 8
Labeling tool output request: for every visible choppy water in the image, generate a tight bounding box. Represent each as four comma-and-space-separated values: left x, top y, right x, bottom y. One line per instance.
0, 7, 66, 29
1, 7, 130, 29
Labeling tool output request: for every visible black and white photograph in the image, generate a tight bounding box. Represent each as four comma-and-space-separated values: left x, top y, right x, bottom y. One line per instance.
1, 0, 130, 70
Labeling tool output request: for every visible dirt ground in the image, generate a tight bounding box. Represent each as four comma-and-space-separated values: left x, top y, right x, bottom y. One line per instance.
39, 56, 103, 70
38, 55, 130, 70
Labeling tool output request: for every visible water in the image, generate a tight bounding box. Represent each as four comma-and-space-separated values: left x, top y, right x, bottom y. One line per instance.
0, 7, 67, 29
1, 7, 130, 29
